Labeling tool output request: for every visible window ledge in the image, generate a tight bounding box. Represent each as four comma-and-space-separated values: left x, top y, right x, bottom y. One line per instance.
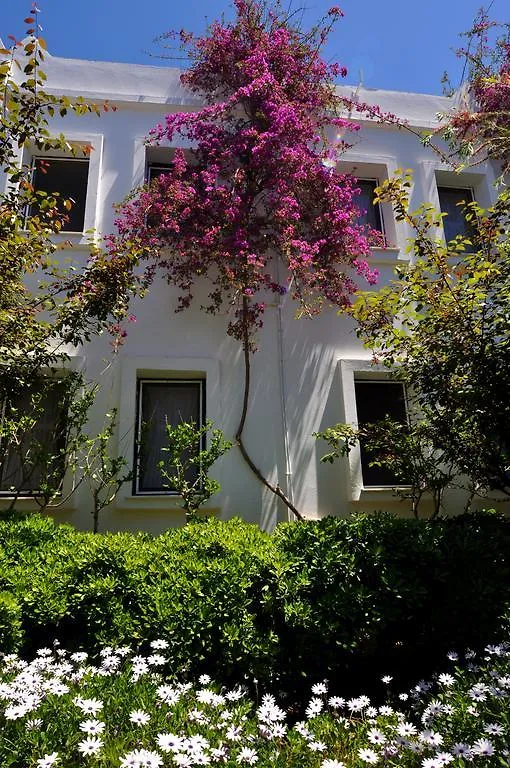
348, 487, 412, 503
368, 247, 402, 265
0, 495, 78, 511
115, 494, 220, 515
20, 231, 96, 250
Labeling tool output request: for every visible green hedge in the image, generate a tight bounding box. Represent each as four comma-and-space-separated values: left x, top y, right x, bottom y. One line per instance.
0, 511, 508, 697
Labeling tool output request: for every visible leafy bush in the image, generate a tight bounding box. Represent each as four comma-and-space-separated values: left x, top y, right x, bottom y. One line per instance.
0, 512, 509, 698
0, 636, 509, 767
271, 512, 510, 697
0, 517, 277, 685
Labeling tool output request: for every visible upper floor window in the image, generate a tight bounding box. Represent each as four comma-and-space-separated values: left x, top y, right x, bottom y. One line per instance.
437, 186, 475, 245
30, 157, 89, 232
147, 162, 172, 183
135, 379, 205, 494
354, 380, 408, 487
354, 179, 383, 233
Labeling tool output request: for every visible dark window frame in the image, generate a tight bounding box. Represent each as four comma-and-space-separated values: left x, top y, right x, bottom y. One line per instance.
354, 178, 384, 233
146, 162, 173, 183
437, 185, 476, 246
354, 379, 409, 488
0, 380, 68, 496
29, 156, 90, 233
134, 378, 206, 495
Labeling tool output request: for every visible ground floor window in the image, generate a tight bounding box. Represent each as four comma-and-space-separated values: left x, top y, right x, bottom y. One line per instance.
135, 379, 205, 494
0, 381, 67, 494
354, 380, 408, 487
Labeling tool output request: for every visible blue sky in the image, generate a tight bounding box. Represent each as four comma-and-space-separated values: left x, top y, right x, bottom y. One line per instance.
1, 1, 505, 94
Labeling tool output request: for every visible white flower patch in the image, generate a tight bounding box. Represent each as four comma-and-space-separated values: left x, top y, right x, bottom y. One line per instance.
0, 636, 509, 768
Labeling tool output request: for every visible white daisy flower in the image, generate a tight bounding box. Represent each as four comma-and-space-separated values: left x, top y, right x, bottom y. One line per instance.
309, 741, 327, 752
367, 728, 386, 745
236, 747, 258, 764
78, 736, 103, 756
36, 754, 60, 768
150, 639, 169, 650
472, 738, 495, 757
130, 709, 150, 725
358, 747, 379, 764
74, 697, 103, 715
80, 719, 105, 735
305, 697, 324, 718
451, 744, 471, 757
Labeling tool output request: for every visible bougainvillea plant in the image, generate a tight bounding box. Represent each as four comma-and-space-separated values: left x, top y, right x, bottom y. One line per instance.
112, 0, 388, 517
439, 10, 510, 172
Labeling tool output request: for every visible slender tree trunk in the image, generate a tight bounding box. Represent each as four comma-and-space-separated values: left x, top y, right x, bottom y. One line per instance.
235, 298, 304, 521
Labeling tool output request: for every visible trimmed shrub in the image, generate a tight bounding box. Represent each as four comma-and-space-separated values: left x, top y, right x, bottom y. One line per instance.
271, 511, 510, 697
0, 517, 277, 685
0, 511, 508, 698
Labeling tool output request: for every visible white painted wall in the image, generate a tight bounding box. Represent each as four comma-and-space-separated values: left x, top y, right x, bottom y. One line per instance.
2, 50, 501, 532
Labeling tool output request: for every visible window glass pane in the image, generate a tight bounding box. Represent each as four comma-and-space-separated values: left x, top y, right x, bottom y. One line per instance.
147, 163, 172, 182
0, 382, 67, 493
30, 158, 89, 232
437, 187, 475, 244
354, 179, 382, 232
354, 381, 407, 487
138, 381, 202, 493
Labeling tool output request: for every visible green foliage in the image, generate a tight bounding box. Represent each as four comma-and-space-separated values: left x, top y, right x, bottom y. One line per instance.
0, 513, 508, 698
0, 592, 22, 653
346, 173, 510, 511
82, 408, 132, 533
0, 12, 140, 514
158, 419, 232, 521
1, 635, 510, 767
315, 419, 456, 517
272, 512, 510, 697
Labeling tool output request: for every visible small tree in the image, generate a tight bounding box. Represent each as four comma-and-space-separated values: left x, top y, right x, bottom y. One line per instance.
317, 14, 510, 514
0, 7, 141, 509
158, 420, 232, 522
316, 419, 457, 518
82, 408, 133, 533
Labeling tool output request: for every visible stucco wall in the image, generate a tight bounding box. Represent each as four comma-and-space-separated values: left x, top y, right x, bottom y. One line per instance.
2, 50, 501, 533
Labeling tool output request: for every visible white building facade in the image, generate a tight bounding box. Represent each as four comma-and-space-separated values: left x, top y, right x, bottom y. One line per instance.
2, 49, 501, 533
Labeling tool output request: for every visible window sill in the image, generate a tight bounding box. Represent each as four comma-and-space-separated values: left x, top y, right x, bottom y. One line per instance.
368, 247, 402, 265
21, 230, 96, 250
351, 486, 412, 503
115, 494, 220, 515
0, 494, 78, 511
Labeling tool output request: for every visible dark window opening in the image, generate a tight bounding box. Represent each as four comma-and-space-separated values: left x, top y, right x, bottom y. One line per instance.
437, 186, 476, 245
30, 157, 89, 232
0, 381, 67, 494
354, 179, 383, 232
354, 380, 407, 487
147, 163, 173, 183
135, 380, 205, 494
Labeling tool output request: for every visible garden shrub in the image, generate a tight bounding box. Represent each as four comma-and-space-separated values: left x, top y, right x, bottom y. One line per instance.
0, 512, 508, 699
0, 517, 277, 685
271, 512, 510, 697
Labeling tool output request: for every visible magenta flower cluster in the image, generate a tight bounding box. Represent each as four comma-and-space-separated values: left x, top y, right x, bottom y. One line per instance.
114, 0, 380, 339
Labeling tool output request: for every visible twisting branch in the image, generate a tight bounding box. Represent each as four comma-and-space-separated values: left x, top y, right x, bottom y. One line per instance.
235, 298, 304, 521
